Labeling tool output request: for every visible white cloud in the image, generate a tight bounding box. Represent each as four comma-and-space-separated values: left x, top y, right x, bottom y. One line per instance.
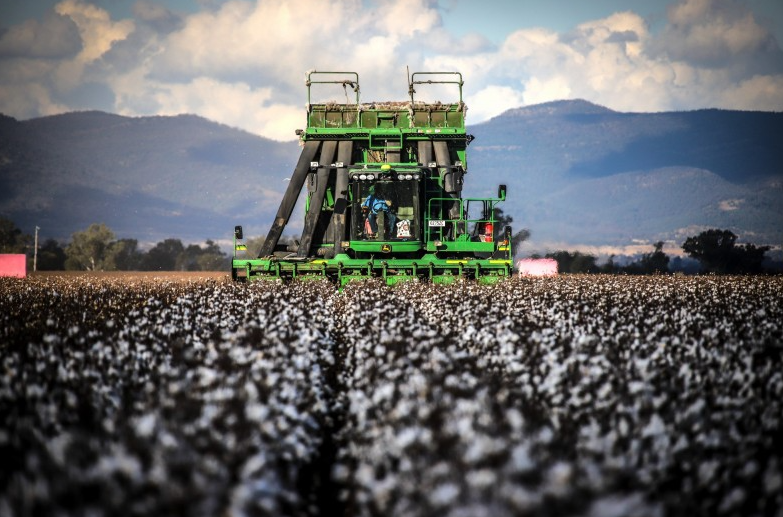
468, 85, 525, 122
0, 0, 781, 139
521, 76, 572, 107
0, 81, 70, 117
0, 12, 81, 58
718, 74, 783, 110
55, 0, 135, 63
115, 0, 447, 136
718, 198, 744, 211
660, 0, 779, 68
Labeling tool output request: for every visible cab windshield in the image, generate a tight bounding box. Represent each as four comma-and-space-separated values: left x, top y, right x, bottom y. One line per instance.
351, 179, 420, 241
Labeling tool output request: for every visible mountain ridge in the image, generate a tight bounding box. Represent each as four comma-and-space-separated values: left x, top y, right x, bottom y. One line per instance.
1, 102, 781, 252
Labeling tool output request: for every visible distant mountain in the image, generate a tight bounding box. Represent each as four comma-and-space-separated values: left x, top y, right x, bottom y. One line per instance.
467, 100, 783, 249
0, 111, 298, 245
1, 103, 781, 253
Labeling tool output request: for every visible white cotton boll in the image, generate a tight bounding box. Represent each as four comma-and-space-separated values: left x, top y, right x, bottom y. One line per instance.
371, 475, 397, 511
395, 427, 419, 450
587, 493, 658, 517
628, 381, 646, 394
685, 398, 704, 417
466, 469, 497, 490
355, 463, 375, 488
537, 426, 554, 444
332, 463, 351, 482
46, 433, 71, 465
672, 434, 689, 453
741, 461, 759, 478
698, 460, 719, 485
200, 403, 219, 425
429, 483, 460, 506
618, 418, 630, 438
463, 435, 504, 464
197, 367, 219, 387
240, 453, 267, 479
281, 403, 300, 421
510, 443, 534, 472
506, 408, 524, 433
597, 382, 612, 400
94, 446, 143, 483
642, 414, 665, 437
718, 487, 746, 513
765, 462, 782, 494
134, 413, 156, 438
373, 383, 395, 405
545, 462, 573, 496
502, 482, 540, 511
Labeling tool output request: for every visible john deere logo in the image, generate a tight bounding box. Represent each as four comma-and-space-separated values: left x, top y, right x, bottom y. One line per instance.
381, 244, 391, 253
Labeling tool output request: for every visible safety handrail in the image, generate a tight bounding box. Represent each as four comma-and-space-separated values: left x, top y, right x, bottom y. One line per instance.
425, 196, 501, 242
409, 71, 464, 104
306, 71, 360, 105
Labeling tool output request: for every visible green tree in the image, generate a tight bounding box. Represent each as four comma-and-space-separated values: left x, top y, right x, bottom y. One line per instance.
0, 217, 31, 253
64, 223, 116, 270
196, 240, 228, 271
546, 250, 598, 273
141, 238, 185, 271
642, 241, 670, 273
37, 239, 66, 270
682, 229, 769, 274
601, 254, 619, 274
625, 241, 670, 274
178, 243, 204, 271
177, 240, 229, 271
104, 238, 143, 270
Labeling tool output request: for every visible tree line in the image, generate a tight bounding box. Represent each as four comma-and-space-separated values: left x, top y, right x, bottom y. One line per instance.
539, 231, 773, 274
0, 218, 228, 271
1, 216, 776, 274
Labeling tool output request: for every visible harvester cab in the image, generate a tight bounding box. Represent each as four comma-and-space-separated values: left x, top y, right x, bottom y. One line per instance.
232, 70, 513, 286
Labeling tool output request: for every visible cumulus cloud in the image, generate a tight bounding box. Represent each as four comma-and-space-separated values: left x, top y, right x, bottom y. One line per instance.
137, 76, 302, 141
0, 0, 781, 140
0, 81, 70, 117
469, 85, 526, 122
459, 0, 783, 118
658, 0, 781, 71
132, 0, 183, 33
54, 0, 135, 63
0, 0, 134, 119
0, 11, 81, 58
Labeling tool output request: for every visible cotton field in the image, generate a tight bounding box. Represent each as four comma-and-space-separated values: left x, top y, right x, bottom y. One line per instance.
1, 274, 782, 517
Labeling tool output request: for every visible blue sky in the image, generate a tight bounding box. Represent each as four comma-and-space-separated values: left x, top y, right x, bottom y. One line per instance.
1, 0, 782, 140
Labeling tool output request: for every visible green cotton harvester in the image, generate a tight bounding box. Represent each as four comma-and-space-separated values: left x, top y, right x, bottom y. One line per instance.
231, 71, 513, 286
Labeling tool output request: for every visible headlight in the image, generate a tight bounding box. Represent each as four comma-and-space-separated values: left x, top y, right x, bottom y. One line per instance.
366, 174, 375, 180
359, 174, 367, 180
